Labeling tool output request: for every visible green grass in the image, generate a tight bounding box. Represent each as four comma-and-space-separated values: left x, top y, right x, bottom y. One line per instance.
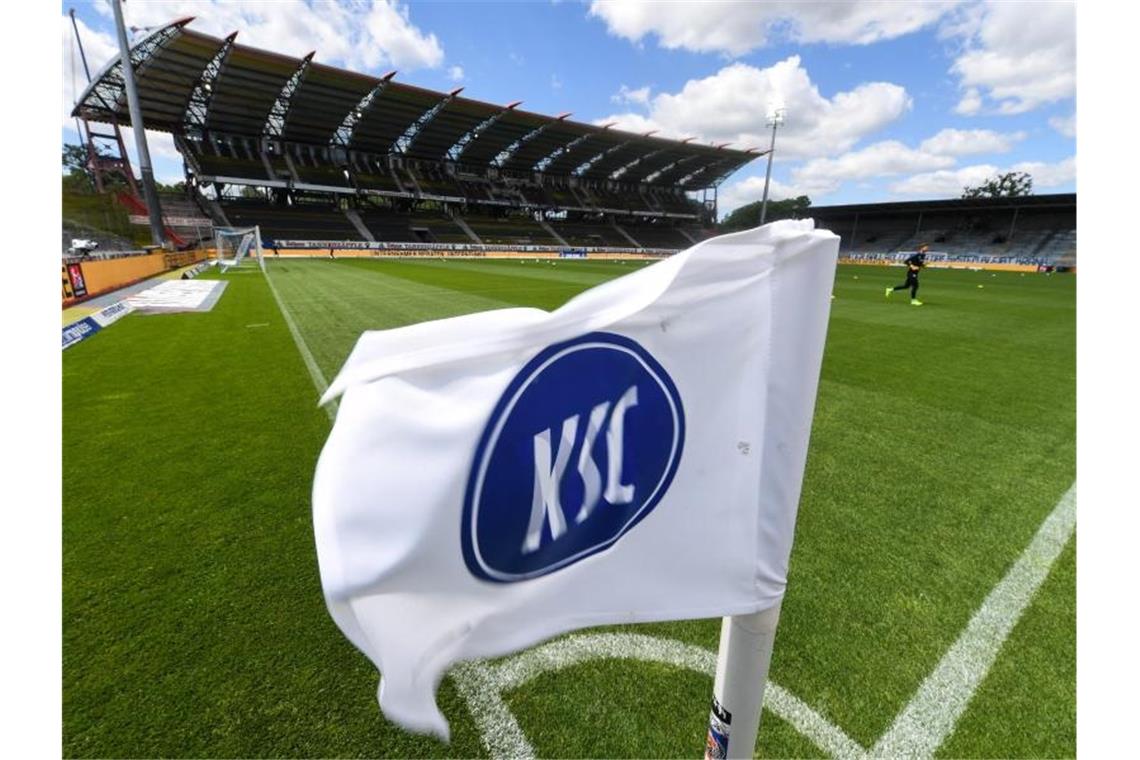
62, 189, 153, 247
63, 260, 1075, 758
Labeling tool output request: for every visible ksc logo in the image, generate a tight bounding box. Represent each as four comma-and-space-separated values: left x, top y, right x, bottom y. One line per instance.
463, 332, 685, 582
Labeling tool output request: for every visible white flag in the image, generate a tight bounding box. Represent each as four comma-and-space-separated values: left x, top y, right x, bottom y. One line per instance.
313, 220, 838, 737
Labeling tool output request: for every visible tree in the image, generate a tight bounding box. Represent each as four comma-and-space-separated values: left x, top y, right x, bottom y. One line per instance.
62, 141, 134, 193
719, 195, 811, 232
62, 142, 96, 193
154, 180, 187, 194
961, 171, 1033, 198
62, 143, 90, 174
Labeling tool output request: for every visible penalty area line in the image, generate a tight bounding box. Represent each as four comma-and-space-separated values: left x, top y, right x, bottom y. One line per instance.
871, 481, 1077, 758
263, 270, 337, 423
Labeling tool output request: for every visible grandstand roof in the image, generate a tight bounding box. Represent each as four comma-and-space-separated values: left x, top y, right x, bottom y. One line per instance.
72, 18, 759, 189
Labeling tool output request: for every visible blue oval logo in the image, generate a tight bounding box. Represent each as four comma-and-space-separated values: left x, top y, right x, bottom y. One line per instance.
462, 332, 685, 582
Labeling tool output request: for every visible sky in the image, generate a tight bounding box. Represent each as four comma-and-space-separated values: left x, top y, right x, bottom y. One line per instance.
61, 0, 1076, 217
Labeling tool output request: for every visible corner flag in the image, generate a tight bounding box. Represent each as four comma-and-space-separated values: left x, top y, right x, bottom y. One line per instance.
312, 219, 838, 738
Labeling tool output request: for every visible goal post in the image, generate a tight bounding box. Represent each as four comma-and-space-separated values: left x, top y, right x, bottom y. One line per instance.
214, 225, 265, 272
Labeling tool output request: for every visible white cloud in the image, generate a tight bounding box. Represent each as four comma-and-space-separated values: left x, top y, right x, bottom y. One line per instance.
1049, 113, 1076, 138
597, 112, 657, 133
889, 164, 1001, 196
716, 175, 811, 219
588, 0, 960, 56
596, 57, 911, 159
363, 0, 444, 70
611, 84, 651, 107
718, 137, 962, 215
551, 73, 563, 90
125, 131, 187, 183
791, 140, 956, 197
63, 14, 118, 128
918, 128, 1025, 156
100, 0, 444, 73
890, 156, 1075, 196
448, 65, 465, 82
1011, 156, 1076, 188
717, 126, 1045, 214
946, 1, 1075, 115
954, 87, 982, 116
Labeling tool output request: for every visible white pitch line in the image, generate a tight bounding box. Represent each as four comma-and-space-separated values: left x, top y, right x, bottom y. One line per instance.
451, 632, 863, 759
263, 270, 338, 423
870, 482, 1077, 759
764, 683, 865, 760
451, 661, 536, 760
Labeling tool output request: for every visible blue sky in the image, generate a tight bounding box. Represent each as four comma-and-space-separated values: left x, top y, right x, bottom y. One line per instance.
62, 1, 1076, 216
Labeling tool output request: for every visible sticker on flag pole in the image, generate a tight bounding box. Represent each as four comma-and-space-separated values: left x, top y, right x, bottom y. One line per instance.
705, 696, 732, 759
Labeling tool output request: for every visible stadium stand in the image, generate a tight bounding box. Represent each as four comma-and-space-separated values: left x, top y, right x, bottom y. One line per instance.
464, 212, 562, 246
223, 200, 363, 242
622, 221, 698, 250
810, 194, 1076, 268
154, 193, 214, 246
71, 18, 759, 253
357, 204, 419, 242
407, 210, 471, 243
551, 218, 631, 247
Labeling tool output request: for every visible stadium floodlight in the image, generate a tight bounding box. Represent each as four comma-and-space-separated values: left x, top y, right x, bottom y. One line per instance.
759, 103, 786, 225
111, 0, 166, 248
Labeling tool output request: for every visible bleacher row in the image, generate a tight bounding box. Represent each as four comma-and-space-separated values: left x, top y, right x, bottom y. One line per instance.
182, 136, 703, 219
811, 196, 1078, 267
843, 228, 1077, 266
220, 200, 704, 250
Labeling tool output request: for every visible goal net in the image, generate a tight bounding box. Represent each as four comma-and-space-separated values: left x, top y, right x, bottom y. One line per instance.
214, 226, 265, 272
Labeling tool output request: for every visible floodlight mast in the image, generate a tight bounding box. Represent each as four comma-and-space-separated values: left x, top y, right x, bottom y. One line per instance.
111, 0, 166, 248
68, 9, 92, 81
758, 107, 785, 226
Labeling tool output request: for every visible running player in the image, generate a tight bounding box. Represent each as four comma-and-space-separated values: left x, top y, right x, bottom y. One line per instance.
886, 244, 927, 306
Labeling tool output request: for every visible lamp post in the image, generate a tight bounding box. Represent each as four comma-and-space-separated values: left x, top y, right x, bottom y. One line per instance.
758, 106, 784, 226
111, 0, 166, 248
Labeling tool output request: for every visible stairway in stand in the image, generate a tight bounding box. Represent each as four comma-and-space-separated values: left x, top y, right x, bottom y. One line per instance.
115, 191, 188, 248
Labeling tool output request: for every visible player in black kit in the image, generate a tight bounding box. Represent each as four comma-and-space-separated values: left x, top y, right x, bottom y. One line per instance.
886, 244, 927, 306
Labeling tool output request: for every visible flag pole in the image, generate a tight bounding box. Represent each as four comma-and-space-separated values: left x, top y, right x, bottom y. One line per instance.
703, 99, 791, 760
705, 601, 783, 759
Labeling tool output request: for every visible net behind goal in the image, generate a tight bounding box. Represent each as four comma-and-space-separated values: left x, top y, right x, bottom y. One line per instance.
214, 226, 265, 272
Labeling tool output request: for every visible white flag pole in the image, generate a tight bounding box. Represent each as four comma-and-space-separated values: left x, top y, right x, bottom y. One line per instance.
706, 102, 791, 759
705, 601, 783, 759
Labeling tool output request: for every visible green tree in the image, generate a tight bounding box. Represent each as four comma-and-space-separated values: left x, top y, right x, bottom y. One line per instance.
961, 171, 1033, 198
62, 143, 89, 174
719, 195, 811, 232
63, 143, 96, 192
62, 141, 135, 193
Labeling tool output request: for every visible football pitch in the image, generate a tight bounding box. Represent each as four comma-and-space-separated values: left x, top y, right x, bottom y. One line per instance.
62, 258, 1075, 758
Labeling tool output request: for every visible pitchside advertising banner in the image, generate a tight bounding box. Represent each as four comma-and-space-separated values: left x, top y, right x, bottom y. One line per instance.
62, 262, 88, 300
271, 240, 673, 256
312, 220, 839, 737
61, 300, 133, 350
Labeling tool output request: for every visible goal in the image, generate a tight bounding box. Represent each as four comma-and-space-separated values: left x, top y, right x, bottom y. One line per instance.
214, 226, 265, 272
